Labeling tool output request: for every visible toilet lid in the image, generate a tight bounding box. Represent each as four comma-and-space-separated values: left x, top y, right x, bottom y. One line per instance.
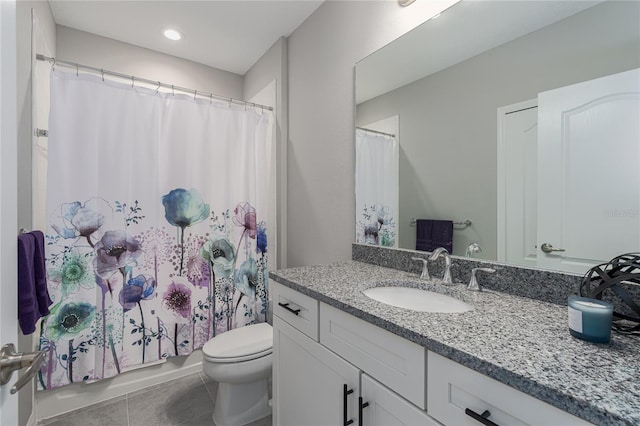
202, 322, 272, 361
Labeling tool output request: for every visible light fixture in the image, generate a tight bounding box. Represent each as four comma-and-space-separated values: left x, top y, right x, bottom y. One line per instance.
398, 0, 416, 6
163, 29, 182, 41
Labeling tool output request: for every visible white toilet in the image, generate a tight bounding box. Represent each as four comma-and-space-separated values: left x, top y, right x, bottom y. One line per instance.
202, 322, 273, 426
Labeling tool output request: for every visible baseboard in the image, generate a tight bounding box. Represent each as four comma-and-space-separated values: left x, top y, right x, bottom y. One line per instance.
36, 351, 203, 421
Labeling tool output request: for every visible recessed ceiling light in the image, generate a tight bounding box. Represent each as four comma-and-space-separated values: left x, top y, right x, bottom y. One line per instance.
164, 29, 182, 41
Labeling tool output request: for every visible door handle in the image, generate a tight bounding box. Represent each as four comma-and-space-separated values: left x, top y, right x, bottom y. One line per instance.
540, 243, 565, 254
0, 343, 46, 394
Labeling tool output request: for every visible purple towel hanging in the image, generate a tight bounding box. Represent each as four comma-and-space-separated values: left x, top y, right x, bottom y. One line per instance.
416, 219, 453, 253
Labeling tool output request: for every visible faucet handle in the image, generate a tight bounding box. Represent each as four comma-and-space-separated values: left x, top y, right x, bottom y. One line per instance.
411, 257, 430, 280
468, 267, 496, 292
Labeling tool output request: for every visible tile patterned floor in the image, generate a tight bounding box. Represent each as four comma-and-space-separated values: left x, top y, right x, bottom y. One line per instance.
38, 372, 272, 426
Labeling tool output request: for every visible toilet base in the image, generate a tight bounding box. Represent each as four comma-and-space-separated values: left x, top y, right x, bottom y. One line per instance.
212, 379, 271, 426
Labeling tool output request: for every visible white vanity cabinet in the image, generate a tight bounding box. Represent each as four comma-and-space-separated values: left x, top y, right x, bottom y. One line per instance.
427, 351, 591, 426
271, 280, 591, 426
273, 317, 360, 425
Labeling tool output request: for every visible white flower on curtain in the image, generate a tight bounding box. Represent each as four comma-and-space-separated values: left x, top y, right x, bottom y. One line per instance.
38, 70, 271, 390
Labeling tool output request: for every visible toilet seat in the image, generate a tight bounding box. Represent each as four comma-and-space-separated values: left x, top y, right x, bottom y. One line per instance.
203, 322, 273, 363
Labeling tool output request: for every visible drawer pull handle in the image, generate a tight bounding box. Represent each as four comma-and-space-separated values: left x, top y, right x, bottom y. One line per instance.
278, 302, 301, 316
358, 397, 369, 426
465, 408, 499, 426
343, 384, 354, 426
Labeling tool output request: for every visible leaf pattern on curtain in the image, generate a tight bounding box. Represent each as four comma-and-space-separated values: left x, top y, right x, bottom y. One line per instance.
38, 70, 271, 390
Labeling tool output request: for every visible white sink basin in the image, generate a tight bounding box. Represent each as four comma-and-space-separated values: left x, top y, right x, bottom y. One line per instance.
363, 286, 473, 313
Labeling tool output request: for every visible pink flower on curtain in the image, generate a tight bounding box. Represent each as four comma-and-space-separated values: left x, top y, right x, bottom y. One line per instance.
163, 281, 192, 319
93, 230, 141, 280
233, 202, 257, 238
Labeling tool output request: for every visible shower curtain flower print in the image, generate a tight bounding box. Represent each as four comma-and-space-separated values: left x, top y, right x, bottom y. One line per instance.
39, 193, 268, 389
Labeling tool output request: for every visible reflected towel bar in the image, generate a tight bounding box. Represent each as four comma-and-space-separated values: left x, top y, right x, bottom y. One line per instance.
410, 218, 472, 228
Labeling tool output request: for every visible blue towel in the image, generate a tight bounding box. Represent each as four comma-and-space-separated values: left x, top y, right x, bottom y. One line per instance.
17, 231, 52, 335
416, 219, 453, 253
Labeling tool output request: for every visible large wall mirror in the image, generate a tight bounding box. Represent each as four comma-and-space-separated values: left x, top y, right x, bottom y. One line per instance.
355, 0, 640, 274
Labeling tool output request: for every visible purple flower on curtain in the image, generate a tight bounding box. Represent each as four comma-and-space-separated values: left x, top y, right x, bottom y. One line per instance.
51, 198, 112, 247
119, 275, 156, 311
233, 202, 257, 238
201, 238, 236, 279
120, 274, 156, 364
256, 223, 267, 255
162, 188, 210, 276
234, 258, 258, 299
94, 230, 141, 279
374, 204, 392, 226
163, 281, 192, 319
363, 223, 379, 245
44, 302, 95, 341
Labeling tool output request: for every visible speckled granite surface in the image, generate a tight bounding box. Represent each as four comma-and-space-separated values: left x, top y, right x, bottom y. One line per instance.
270, 261, 640, 425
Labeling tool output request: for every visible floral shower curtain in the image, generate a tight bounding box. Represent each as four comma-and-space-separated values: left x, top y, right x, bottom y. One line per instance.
38, 69, 272, 389
355, 129, 398, 247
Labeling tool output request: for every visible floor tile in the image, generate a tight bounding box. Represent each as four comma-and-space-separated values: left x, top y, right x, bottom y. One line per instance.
127, 374, 214, 426
198, 372, 218, 402
42, 399, 128, 426
246, 415, 272, 426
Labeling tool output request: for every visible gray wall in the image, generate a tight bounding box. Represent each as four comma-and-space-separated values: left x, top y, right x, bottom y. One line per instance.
356, 1, 640, 259
287, 0, 447, 267
56, 26, 243, 99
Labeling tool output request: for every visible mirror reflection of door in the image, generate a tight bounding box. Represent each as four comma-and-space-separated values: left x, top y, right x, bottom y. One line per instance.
499, 68, 640, 273
355, 116, 399, 248
537, 68, 640, 273
497, 100, 538, 268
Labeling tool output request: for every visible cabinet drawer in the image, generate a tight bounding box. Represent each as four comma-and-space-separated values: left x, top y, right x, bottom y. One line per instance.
427, 351, 591, 426
320, 303, 426, 409
271, 280, 319, 341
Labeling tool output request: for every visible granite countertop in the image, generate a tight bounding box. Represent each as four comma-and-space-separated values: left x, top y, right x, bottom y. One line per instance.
270, 260, 640, 426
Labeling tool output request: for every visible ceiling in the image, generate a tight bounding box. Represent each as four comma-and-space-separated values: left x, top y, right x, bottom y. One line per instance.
356, 0, 603, 104
48, 0, 324, 75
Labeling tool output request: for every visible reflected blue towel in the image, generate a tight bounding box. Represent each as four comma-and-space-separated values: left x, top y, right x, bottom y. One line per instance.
416, 219, 453, 253
17, 231, 52, 335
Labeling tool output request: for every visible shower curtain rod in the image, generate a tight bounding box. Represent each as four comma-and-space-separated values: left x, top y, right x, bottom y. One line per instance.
356, 127, 395, 138
36, 54, 274, 112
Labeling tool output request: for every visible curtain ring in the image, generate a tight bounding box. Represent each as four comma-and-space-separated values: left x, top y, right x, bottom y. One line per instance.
101, 69, 104, 81
131, 76, 135, 88
75, 63, 79, 77
52, 58, 56, 71
209, 94, 213, 105
194, 90, 197, 100
156, 81, 161, 93
228, 97, 232, 108
172, 85, 175, 96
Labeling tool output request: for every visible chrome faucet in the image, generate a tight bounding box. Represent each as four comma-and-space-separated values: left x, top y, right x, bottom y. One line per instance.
468, 267, 496, 291
465, 242, 482, 258
411, 257, 430, 280
428, 247, 453, 284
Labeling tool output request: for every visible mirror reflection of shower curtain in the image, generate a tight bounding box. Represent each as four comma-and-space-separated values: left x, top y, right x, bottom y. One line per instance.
355, 129, 399, 247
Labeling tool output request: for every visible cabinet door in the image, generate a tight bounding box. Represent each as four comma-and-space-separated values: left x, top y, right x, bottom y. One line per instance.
361, 374, 439, 426
273, 316, 360, 426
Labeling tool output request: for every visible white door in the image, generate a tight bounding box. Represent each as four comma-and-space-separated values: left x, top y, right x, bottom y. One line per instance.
360, 374, 438, 426
497, 100, 538, 268
0, 0, 19, 423
537, 68, 640, 273
273, 317, 360, 426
